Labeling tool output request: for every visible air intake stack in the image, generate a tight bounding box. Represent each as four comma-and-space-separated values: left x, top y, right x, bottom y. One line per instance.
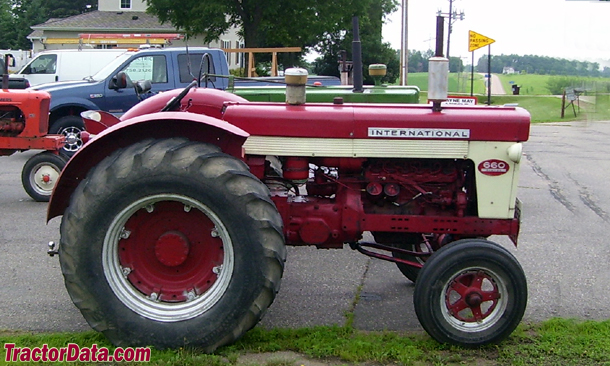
284, 68, 308, 105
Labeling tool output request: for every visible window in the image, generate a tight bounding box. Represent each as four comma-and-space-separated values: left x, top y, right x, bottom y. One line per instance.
25, 54, 57, 74
236, 42, 245, 68
121, 55, 167, 84
177, 53, 216, 83
120, 0, 131, 9
221, 40, 231, 66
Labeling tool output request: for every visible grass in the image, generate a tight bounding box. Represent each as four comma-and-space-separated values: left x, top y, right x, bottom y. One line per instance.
592, 93, 610, 121
487, 95, 589, 123
2, 318, 610, 365
496, 74, 610, 97
496, 74, 554, 95
406, 72, 486, 95
409, 72, 608, 123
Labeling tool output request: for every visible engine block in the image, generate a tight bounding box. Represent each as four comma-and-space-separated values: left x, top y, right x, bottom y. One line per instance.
361, 159, 472, 216
0, 106, 25, 137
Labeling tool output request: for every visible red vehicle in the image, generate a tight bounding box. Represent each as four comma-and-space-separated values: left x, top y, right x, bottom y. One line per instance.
0, 88, 66, 201
48, 70, 530, 350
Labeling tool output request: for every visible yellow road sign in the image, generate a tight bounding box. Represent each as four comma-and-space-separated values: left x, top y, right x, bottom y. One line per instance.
469, 30, 495, 52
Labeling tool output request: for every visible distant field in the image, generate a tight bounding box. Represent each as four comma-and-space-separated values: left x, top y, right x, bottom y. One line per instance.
488, 95, 578, 123
497, 73, 610, 96
405, 72, 486, 94
404, 73, 606, 123
593, 93, 610, 121
416, 93, 594, 123
497, 74, 554, 95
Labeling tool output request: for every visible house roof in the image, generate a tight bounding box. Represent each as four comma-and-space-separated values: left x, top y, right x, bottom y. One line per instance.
29, 10, 179, 35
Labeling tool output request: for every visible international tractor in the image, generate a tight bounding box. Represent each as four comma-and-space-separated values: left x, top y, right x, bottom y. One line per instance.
47, 57, 530, 351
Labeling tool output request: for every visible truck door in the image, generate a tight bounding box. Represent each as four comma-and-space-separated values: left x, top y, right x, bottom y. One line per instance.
102, 54, 173, 116
18, 53, 58, 86
176, 52, 217, 87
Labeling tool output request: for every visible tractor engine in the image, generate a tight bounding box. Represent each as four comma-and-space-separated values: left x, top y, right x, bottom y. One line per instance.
0, 106, 25, 137
360, 158, 474, 217
268, 156, 477, 248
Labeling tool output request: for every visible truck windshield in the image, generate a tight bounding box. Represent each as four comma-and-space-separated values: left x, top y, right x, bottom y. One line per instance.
89, 52, 136, 80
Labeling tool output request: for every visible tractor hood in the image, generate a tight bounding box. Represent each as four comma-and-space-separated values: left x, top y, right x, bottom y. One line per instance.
221, 101, 531, 143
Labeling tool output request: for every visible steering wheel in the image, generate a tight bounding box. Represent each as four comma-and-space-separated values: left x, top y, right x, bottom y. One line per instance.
161, 80, 198, 112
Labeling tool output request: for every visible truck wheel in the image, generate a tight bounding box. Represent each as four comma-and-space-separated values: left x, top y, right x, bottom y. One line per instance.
21, 151, 67, 202
49, 115, 85, 156
413, 239, 527, 347
59, 138, 286, 350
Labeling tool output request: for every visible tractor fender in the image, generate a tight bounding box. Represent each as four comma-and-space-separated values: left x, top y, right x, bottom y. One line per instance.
122, 87, 249, 121
47, 111, 249, 220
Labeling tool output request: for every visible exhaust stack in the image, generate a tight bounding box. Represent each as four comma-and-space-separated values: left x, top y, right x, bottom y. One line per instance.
428, 15, 449, 111
352, 17, 363, 93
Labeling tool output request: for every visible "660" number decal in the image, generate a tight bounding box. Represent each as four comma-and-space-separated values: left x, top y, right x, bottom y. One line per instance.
478, 159, 510, 176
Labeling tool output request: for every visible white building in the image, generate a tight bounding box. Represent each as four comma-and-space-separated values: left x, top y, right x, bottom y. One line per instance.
28, 0, 243, 68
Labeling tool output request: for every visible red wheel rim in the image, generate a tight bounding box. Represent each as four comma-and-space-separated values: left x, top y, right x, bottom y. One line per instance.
118, 201, 223, 302
445, 270, 500, 322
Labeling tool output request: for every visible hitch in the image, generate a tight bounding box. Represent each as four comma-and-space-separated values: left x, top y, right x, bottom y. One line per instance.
47, 241, 59, 257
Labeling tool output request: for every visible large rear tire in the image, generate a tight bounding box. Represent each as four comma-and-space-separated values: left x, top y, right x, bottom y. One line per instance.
59, 138, 286, 350
413, 239, 527, 347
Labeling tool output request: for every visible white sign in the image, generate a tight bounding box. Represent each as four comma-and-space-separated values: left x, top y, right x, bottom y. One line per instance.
368, 128, 471, 139
443, 98, 477, 106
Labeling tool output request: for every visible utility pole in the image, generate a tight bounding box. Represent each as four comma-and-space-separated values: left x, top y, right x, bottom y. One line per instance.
400, 0, 408, 86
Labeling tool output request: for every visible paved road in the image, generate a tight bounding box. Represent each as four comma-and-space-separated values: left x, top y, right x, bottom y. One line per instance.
2, 120, 610, 337
480, 73, 506, 95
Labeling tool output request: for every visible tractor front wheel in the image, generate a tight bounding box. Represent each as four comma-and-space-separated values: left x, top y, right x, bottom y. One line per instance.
413, 239, 527, 347
21, 151, 67, 201
59, 138, 286, 350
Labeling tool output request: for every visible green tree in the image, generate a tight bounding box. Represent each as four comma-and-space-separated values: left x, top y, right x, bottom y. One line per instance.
311, 0, 399, 83
46, 0, 96, 18
475, 54, 604, 77
10, 0, 48, 49
0, 0, 95, 50
449, 56, 463, 73
0, 0, 17, 49
146, 0, 398, 81
146, 0, 373, 50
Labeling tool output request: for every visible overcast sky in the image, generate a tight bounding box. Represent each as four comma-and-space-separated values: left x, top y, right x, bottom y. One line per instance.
382, 0, 609, 65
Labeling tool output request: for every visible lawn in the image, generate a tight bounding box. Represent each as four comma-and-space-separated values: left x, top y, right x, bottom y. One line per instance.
496, 74, 554, 95
2, 318, 610, 365
405, 72, 486, 94
410, 73, 605, 123
487, 95, 588, 123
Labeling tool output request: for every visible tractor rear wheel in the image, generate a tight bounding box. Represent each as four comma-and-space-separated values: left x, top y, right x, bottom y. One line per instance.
413, 239, 527, 347
59, 138, 286, 350
21, 151, 67, 201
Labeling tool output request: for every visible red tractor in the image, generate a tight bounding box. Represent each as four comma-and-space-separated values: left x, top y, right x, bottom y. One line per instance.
0, 88, 66, 201
48, 66, 530, 351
